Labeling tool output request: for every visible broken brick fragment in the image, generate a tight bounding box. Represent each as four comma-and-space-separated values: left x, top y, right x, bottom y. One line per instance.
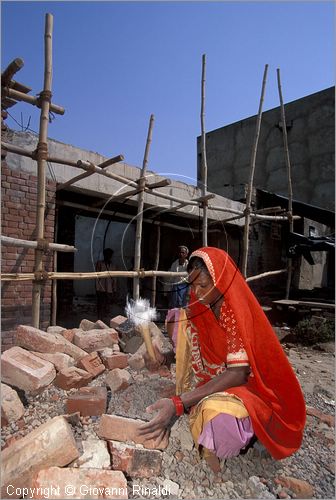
105, 368, 131, 392
54, 367, 92, 390
102, 353, 128, 370
66, 386, 107, 416
108, 440, 162, 478
77, 352, 105, 377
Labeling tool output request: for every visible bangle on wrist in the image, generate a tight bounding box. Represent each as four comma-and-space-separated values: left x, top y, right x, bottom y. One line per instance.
170, 395, 184, 416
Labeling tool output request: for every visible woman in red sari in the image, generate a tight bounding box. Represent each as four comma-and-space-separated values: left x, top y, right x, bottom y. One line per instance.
138, 247, 306, 470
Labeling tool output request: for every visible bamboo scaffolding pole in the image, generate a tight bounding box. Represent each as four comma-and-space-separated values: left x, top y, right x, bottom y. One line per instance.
57, 199, 221, 233
133, 114, 155, 300
277, 68, 294, 300
200, 54, 208, 246
32, 13, 54, 328
242, 64, 269, 277
1, 270, 189, 282
1, 235, 76, 252
1, 140, 210, 208
56, 154, 124, 191
2, 86, 64, 115
2, 268, 287, 283
95, 178, 171, 205
149, 202, 189, 218
246, 268, 287, 282
1, 58, 25, 86
51, 211, 58, 326
151, 224, 161, 306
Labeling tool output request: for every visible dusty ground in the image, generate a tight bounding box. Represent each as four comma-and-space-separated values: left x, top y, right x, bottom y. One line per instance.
1, 339, 335, 499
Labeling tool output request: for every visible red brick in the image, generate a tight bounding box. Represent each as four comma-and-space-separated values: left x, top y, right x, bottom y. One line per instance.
103, 353, 128, 370
1, 417, 80, 497
105, 368, 131, 392
98, 414, 169, 450
73, 328, 119, 352
1, 347, 56, 393
110, 315, 127, 330
54, 367, 92, 390
108, 440, 162, 478
77, 352, 105, 377
31, 467, 128, 499
66, 386, 107, 416
276, 476, 314, 499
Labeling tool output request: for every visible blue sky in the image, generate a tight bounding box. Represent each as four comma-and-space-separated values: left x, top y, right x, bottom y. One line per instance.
2, 1, 334, 184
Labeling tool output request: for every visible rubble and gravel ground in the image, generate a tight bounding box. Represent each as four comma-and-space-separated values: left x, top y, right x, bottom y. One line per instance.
1, 342, 335, 499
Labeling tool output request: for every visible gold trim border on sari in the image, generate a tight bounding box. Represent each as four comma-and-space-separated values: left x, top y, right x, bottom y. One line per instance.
188, 392, 250, 446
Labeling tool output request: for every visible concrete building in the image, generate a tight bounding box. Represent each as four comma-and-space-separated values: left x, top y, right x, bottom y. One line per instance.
197, 87, 335, 211
1, 128, 246, 348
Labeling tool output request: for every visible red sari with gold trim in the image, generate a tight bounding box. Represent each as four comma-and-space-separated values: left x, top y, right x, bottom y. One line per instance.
185, 247, 306, 460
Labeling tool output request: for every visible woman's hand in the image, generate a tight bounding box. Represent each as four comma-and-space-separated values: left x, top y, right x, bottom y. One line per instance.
137, 398, 176, 440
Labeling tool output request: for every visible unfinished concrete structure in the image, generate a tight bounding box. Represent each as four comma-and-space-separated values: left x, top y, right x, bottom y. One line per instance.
198, 87, 335, 211
2, 128, 249, 347
197, 87, 335, 292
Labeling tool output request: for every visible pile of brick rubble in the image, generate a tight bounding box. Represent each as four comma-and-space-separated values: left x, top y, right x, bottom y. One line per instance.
1, 317, 334, 499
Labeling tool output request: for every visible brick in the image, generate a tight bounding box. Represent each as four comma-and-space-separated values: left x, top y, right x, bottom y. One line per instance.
108, 440, 162, 478
46, 326, 66, 335
128, 354, 145, 371
79, 319, 97, 331
31, 467, 128, 499
110, 315, 128, 331
1, 383, 24, 425
95, 319, 110, 329
54, 367, 92, 390
276, 476, 314, 499
31, 352, 75, 372
1, 347, 56, 393
105, 368, 132, 392
66, 387, 107, 416
72, 439, 111, 469
77, 352, 105, 377
1, 416, 79, 498
15, 325, 87, 361
306, 406, 335, 428
98, 414, 169, 450
102, 353, 128, 370
60, 328, 81, 343
73, 328, 119, 352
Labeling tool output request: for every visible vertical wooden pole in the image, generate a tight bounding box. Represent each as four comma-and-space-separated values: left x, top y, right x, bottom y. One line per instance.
133, 114, 155, 300
200, 54, 208, 246
51, 209, 58, 326
32, 13, 53, 327
277, 68, 294, 299
151, 223, 161, 307
242, 64, 269, 278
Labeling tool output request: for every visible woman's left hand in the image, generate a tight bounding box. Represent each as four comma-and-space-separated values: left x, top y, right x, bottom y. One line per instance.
137, 398, 176, 440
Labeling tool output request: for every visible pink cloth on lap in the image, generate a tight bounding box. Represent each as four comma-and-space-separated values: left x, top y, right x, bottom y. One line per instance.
198, 413, 254, 459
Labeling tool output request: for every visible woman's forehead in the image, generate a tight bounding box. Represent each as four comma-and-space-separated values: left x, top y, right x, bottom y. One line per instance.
188, 268, 212, 284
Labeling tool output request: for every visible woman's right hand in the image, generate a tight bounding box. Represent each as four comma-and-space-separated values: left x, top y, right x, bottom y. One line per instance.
137, 398, 176, 440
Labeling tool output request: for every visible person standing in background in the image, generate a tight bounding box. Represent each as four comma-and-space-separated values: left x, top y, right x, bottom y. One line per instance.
166, 245, 189, 309
165, 245, 190, 344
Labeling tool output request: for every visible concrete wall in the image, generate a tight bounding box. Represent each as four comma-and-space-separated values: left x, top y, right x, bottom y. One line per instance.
198, 87, 335, 211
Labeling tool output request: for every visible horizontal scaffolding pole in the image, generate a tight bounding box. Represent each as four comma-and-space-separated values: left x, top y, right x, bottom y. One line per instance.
2, 141, 251, 214
1, 235, 76, 253
1, 270, 189, 282
1, 267, 288, 283
246, 269, 287, 282
2, 86, 65, 115
56, 154, 124, 191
